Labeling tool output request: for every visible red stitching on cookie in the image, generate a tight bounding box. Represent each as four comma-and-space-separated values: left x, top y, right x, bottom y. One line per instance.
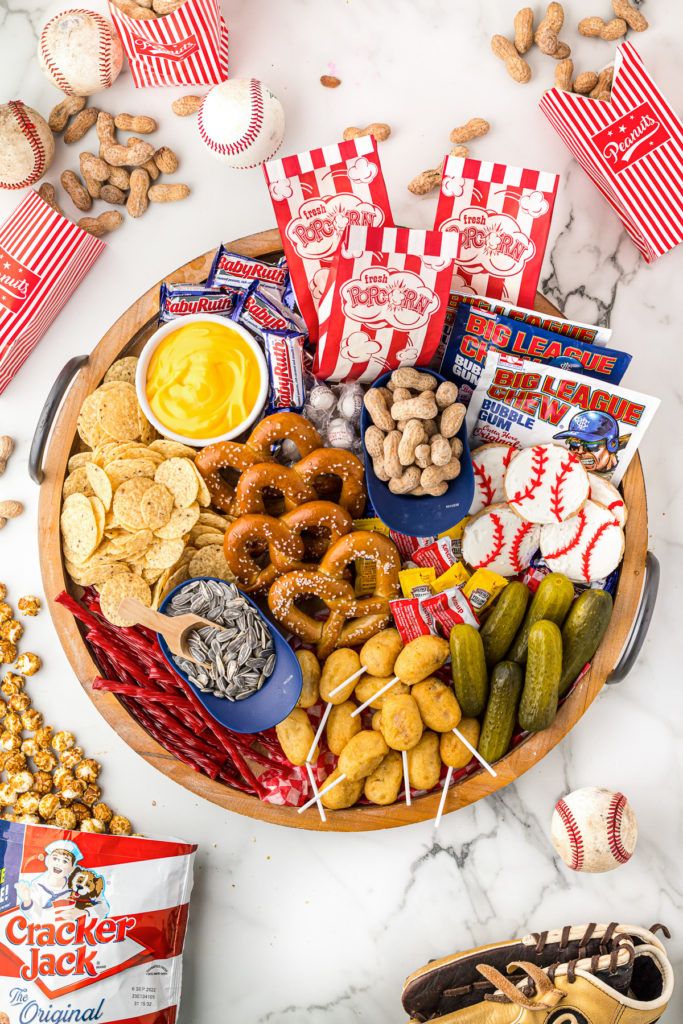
543, 509, 586, 561
509, 446, 548, 508
478, 512, 505, 568
7, 101, 46, 190
503, 445, 516, 469
549, 455, 576, 523
606, 792, 630, 864
581, 519, 618, 582
509, 520, 536, 574
555, 797, 584, 871
198, 78, 266, 158
473, 460, 495, 507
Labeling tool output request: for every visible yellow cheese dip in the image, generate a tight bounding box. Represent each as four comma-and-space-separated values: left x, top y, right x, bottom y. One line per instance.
146, 321, 262, 439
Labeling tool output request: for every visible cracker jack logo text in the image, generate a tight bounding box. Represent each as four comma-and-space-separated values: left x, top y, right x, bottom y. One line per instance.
592, 102, 671, 174
4, 915, 136, 983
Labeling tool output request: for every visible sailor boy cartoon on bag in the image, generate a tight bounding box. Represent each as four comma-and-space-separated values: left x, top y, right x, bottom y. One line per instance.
14, 838, 109, 923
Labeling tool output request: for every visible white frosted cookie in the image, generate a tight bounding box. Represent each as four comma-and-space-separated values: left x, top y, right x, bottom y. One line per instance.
462, 503, 541, 577
540, 499, 625, 583
504, 443, 589, 524
469, 443, 517, 515
588, 473, 627, 527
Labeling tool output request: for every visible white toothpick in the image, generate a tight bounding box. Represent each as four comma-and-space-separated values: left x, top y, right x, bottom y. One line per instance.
305, 762, 326, 823
434, 766, 453, 828
452, 727, 497, 777
402, 749, 411, 806
298, 771, 347, 813
329, 664, 366, 697
306, 702, 332, 763
351, 675, 399, 718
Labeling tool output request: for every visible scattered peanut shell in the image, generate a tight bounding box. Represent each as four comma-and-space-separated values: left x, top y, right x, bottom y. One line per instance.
127, 167, 150, 218
78, 211, 123, 237
100, 184, 127, 205
154, 146, 179, 173
37, 183, 63, 216
449, 117, 489, 144
148, 183, 190, 202
171, 95, 202, 116
320, 75, 341, 88
114, 113, 158, 134
513, 7, 534, 53
343, 123, 391, 142
48, 96, 86, 133
60, 170, 91, 212
63, 108, 99, 145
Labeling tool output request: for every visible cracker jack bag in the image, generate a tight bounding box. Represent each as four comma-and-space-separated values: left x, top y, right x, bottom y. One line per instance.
314, 225, 459, 382
0, 821, 196, 1023
434, 156, 559, 308
441, 302, 631, 404
263, 137, 394, 343
467, 350, 659, 486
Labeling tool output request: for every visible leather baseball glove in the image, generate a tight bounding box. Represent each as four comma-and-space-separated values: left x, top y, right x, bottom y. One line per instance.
402, 922, 673, 1024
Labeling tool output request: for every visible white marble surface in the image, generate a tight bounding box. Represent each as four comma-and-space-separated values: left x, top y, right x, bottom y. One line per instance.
1, 1, 682, 1021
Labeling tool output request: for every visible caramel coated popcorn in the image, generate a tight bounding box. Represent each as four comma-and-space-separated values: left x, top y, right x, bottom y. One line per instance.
17, 596, 41, 616
14, 652, 41, 675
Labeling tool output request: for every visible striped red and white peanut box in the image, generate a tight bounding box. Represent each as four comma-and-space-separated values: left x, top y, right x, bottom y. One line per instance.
433, 157, 559, 310
0, 191, 104, 396
263, 137, 394, 344
314, 225, 459, 383
540, 43, 683, 264
109, 0, 228, 88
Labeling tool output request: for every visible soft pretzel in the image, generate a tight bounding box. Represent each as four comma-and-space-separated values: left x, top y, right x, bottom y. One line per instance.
277, 501, 354, 566
247, 411, 322, 459
222, 514, 306, 592
233, 463, 317, 516
194, 442, 262, 514
295, 449, 366, 517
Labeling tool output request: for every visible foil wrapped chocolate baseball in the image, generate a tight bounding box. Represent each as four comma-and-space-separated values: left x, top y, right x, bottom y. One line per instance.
0, 102, 55, 190
197, 78, 285, 168
38, 9, 124, 96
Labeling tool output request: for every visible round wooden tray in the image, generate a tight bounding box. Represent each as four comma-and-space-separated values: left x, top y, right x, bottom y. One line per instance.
37, 228, 650, 831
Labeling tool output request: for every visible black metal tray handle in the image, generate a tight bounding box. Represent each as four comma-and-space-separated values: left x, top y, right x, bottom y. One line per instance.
608, 550, 659, 684
29, 356, 88, 484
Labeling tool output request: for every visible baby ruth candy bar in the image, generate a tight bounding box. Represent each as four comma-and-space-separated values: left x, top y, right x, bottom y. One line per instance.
159, 280, 239, 322
208, 244, 290, 298
441, 302, 632, 405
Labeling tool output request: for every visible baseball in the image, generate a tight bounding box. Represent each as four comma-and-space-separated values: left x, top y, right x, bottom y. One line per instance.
551, 786, 638, 873
0, 102, 55, 190
38, 9, 124, 96
197, 78, 285, 169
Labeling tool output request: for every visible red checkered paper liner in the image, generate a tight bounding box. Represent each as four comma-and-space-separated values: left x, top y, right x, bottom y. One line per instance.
0, 191, 104, 396
540, 43, 683, 263
314, 225, 459, 382
263, 137, 394, 344
109, 0, 228, 87
433, 156, 559, 309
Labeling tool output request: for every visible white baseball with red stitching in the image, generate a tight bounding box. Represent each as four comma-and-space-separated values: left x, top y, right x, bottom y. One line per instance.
197, 78, 285, 169
462, 503, 540, 577
540, 499, 624, 582
469, 442, 517, 515
38, 9, 123, 97
0, 102, 55, 190
504, 442, 589, 524
551, 786, 638, 872
589, 472, 627, 527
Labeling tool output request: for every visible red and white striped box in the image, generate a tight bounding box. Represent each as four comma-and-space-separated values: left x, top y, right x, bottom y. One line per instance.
109, 0, 228, 87
540, 43, 683, 263
314, 225, 459, 382
0, 191, 105, 396
433, 157, 559, 309
263, 137, 394, 344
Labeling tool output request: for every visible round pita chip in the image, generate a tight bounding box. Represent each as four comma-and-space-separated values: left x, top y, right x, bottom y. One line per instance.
99, 572, 152, 626
139, 409, 158, 445
85, 463, 113, 511
145, 538, 185, 570
68, 452, 93, 472
149, 439, 197, 459
104, 356, 139, 386
154, 458, 199, 509
88, 495, 106, 544
63, 467, 94, 500
140, 483, 174, 531
112, 477, 155, 531
189, 545, 235, 582
106, 528, 154, 560
97, 383, 142, 442
61, 493, 100, 564
106, 458, 157, 490
154, 503, 200, 540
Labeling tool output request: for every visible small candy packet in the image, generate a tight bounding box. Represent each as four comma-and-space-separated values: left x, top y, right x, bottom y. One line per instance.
441, 302, 632, 405
263, 137, 394, 343
263, 329, 306, 412
208, 245, 290, 298
233, 282, 305, 339
159, 281, 238, 322
467, 350, 660, 487
315, 225, 460, 382
434, 156, 560, 309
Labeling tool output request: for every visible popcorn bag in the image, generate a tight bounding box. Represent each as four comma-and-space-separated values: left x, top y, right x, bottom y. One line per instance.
540, 43, 683, 263
263, 137, 394, 343
109, 0, 228, 87
0, 820, 196, 1022
434, 157, 559, 308
314, 225, 459, 382
0, 191, 105, 397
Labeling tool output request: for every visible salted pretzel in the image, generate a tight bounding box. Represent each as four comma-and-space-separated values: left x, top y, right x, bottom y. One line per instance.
267, 530, 401, 658
295, 449, 366, 518
233, 464, 317, 515
223, 501, 353, 591
194, 412, 323, 513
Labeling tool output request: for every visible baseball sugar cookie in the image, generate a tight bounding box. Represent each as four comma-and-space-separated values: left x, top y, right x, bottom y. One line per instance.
540, 499, 624, 582
589, 472, 627, 527
462, 504, 540, 577
0, 102, 55, 190
505, 443, 589, 524
38, 9, 123, 96
552, 786, 638, 872
469, 443, 516, 515
197, 78, 285, 168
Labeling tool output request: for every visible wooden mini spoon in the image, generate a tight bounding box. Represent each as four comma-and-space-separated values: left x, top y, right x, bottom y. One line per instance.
118, 596, 223, 668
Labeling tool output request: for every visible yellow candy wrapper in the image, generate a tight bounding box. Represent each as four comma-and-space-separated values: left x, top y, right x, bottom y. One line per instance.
463, 568, 508, 614
399, 566, 437, 599
434, 561, 471, 593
